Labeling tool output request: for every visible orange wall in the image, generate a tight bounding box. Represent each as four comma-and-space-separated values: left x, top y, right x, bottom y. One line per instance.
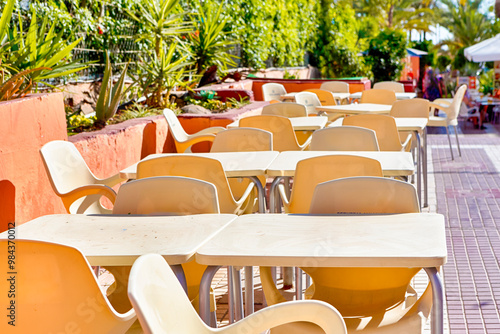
0, 93, 68, 231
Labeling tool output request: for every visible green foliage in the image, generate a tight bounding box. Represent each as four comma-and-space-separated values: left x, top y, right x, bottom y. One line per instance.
186, 0, 237, 75
479, 69, 494, 95
94, 52, 130, 126
0, 3, 87, 88
225, 0, 316, 68
134, 42, 192, 108
312, 0, 367, 78
183, 91, 249, 113
436, 55, 451, 72
128, 0, 191, 57
366, 28, 407, 82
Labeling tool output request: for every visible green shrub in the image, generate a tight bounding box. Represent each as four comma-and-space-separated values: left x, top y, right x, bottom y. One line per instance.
366, 28, 407, 82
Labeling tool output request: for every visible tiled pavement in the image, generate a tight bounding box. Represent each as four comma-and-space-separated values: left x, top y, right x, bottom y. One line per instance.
429, 123, 500, 334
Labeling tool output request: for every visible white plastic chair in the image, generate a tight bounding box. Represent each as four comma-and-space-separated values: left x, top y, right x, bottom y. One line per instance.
163, 109, 225, 153
428, 84, 467, 159
373, 81, 405, 92
262, 83, 287, 101
294, 91, 322, 114
127, 253, 348, 334
40, 140, 123, 214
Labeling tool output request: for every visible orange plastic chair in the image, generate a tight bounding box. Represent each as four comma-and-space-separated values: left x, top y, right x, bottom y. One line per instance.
262, 83, 287, 101
310, 126, 380, 151
0, 240, 136, 334
239, 115, 310, 151
163, 109, 225, 153
128, 253, 348, 334
390, 98, 430, 152
277, 155, 383, 214
137, 155, 255, 215
210, 128, 271, 206
305, 89, 338, 106
262, 177, 431, 334
360, 89, 397, 105
40, 140, 122, 214
343, 114, 412, 151
262, 102, 308, 118
112, 176, 219, 316
373, 81, 405, 92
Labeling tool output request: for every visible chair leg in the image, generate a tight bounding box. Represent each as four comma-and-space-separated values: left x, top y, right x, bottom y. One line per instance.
454, 125, 461, 157
445, 125, 454, 160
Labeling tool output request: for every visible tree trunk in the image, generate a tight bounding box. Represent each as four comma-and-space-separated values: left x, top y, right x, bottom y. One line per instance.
388, 5, 394, 28
496, 0, 500, 18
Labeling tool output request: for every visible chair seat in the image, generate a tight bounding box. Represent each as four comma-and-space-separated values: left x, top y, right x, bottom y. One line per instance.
428, 115, 449, 127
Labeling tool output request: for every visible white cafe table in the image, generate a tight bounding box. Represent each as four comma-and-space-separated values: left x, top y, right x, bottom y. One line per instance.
120, 151, 279, 213
1, 213, 237, 311
350, 92, 417, 100
279, 92, 351, 104
227, 116, 328, 131
266, 151, 415, 212
315, 103, 392, 121
197, 213, 447, 334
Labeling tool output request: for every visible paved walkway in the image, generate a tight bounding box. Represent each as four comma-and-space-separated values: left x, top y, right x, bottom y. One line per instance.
429, 122, 500, 334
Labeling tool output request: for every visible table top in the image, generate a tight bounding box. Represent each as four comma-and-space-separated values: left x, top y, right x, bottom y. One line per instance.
196, 213, 447, 268
280, 92, 351, 102
350, 92, 417, 100
477, 97, 500, 105
266, 151, 415, 177
227, 116, 328, 131
120, 151, 280, 179
329, 117, 428, 132
316, 103, 392, 115
2, 214, 237, 266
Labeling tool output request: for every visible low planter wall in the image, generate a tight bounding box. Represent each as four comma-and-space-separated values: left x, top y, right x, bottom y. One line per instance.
0, 95, 267, 230
0, 93, 68, 231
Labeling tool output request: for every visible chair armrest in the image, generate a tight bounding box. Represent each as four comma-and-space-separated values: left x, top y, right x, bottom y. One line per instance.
433, 98, 452, 106
259, 266, 288, 305
299, 135, 312, 151
220, 300, 347, 334
179, 135, 217, 153
62, 185, 117, 214
429, 101, 448, 112
233, 182, 256, 212
194, 126, 226, 136
401, 133, 412, 152
97, 172, 126, 187
277, 183, 291, 211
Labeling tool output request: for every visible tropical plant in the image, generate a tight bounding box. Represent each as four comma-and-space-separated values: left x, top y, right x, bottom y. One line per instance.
186, 0, 237, 75
128, 0, 191, 57
312, 0, 367, 78
94, 52, 130, 127
0, 66, 51, 101
0, 0, 87, 89
366, 28, 408, 82
134, 42, 192, 108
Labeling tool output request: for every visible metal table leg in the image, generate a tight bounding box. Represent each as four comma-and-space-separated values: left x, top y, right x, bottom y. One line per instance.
416, 130, 422, 207
244, 266, 254, 316
269, 176, 284, 213
170, 264, 188, 295
200, 265, 221, 326
423, 127, 428, 207
424, 267, 444, 334
249, 176, 266, 213
231, 266, 244, 321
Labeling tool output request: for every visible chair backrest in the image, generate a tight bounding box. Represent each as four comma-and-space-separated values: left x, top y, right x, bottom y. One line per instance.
40, 140, 105, 214
294, 92, 322, 113
320, 81, 349, 93
137, 156, 236, 213
343, 114, 403, 151
288, 155, 383, 213
304, 89, 337, 106
0, 240, 135, 333
310, 126, 380, 151
211, 128, 273, 152
163, 108, 189, 142
262, 83, 287, 101
309, 176, 420, 214
447, 85, 468, 121
262, 102, 307, 118
128, 253, 209, 333
360, 89, 397, 105
239, 115, 301, 151
390, 98, 430, 118
373, 81, 405, 92
113, 176, 219, 215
